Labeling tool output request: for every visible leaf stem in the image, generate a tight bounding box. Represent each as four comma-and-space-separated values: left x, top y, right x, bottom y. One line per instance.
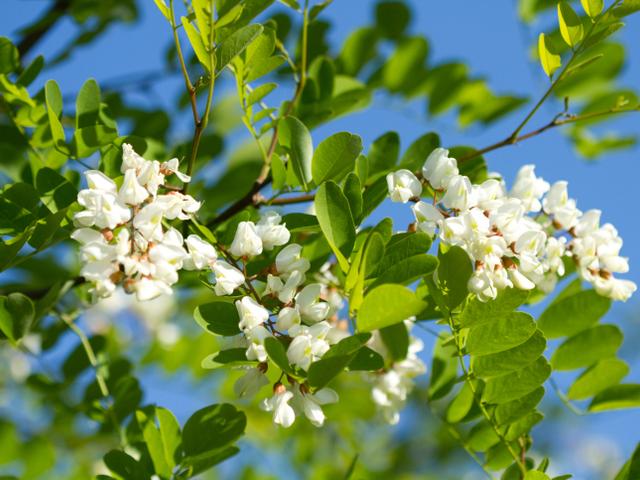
59, 311, 127, 447
446, 315, 528, 476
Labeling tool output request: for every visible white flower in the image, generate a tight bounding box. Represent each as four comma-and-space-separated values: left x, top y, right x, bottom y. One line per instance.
441, 175, 477, 211
229, 221, 263, 258
236, 296, 269, 331
161, 157, 191, 183
234, 367, 269, 398
510, 165, 549, 212
256, 211, 290, 250
287, 322, 330, 371
276, 306, 301, 331
261, 386, 296, 428
245, 326, 271, 362
276, 244, 310, 274
85, 170, 117, 193
295, 284, 330, 323
386, 169, 422, 203
154, 193, 201, 220
422, 148, 459, 190
508, 267, 536, 290
294, 386, 338, 427
213, 261, 245, 296
118, 169, 149, 205
475, 178, 506, 210
121, 143, 146, 172
183, 234, 216, 270
543, 181, 581, 229
133, 202, 165, 241
574, 209, 601, 237
412, 201, 443, 236
134, 277, 172, 301
593, 277, 637, 302
137, 159, 164, 196
75, 189, 131, 229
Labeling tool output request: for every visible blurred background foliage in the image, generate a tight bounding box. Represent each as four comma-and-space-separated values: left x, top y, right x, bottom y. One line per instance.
1, 0, 640, 478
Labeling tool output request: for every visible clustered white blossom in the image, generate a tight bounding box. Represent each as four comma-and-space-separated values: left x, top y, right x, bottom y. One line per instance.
387, 148, 637, 302
222, 238, 349, 428
72, 144, 218, 300
367, 320, 426, 425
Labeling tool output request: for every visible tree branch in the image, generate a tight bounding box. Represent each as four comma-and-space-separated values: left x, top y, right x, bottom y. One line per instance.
16, 0, 72, 57
458, 106, 639, 163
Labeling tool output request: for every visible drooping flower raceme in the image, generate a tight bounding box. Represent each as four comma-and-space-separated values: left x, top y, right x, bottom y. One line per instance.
72, 144, 218, 301
387, 147, 636, 302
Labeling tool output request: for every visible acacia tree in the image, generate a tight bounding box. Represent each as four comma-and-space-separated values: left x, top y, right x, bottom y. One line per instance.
1, 0, 640, 478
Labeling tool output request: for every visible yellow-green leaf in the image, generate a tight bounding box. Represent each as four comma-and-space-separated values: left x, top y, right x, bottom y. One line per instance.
558, 1, 584, 47
153, 0, 170, 20
581, 0, 604, 18
538, 33, 561, 78
182, 16, 212, 72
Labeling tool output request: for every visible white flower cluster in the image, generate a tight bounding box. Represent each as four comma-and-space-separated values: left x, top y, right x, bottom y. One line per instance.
387, 148, 636, 302
221, 238, 349, 428
367, 320, 426, 424
72, 144, 216, 300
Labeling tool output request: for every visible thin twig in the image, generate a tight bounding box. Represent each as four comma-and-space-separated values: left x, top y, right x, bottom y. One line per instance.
458, 106, 639, 163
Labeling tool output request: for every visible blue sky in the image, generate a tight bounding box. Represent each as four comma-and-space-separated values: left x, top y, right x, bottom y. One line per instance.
2, 0, 640, 478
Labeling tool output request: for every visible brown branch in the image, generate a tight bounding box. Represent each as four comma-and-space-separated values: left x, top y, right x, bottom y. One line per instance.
206, 5, 311, 228
267, 193, 315, 205
458, 106, 640, 163
16, 0, 72, 57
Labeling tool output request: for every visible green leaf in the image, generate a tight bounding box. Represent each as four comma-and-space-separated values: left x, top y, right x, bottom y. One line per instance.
75, 78, 101, 129
343, 172, 363, 223
382, 36, 428, 92
17, 55, 44, 86
437, 246, 472, 310
366, 131, 400, 180
375, 0, 410, 39
357, 284, 427, 332
399, 132, 440, 171
348, 346, 384, 371
308, 337, 363, 389
182, 16, 212, 71
589, 384, 640, 412
374, 232, 432, 278
567, 358, 629, 400
202, 348, 255, 369
153, 0, 170, 20
613, 0, 640, 18
103, 450, 146, 479
557, 2, 584, 47
538, 33, 561, 78
504, 410, 543, 441
35, 167, 78, 213
194, 301, 241, 336
580, 0, 604, 17
0, 37, 19, 74
136, 409, 172, 477
482, 357, 551, 404
71, 125, 118, 158
247, 82, 276, 105
466, 312, 536, 356
494, 387, 545, 426
337, 27, 379, 76
428, 335, 459, 400
524, 469, 551, 479
193, 0, 213, 44
472, 330, 546, 377
312, 132, 362, 184
264, 337, 296, 376
279, 116, 313, 189
379, 322, 409, 361
216, 24, 263, 73
156, 407, 182, 467
459, 288, 529, 328
44, 79, 66, 147
314, 181, 356, 270
446, 382, 475, 423
615, 442, 640, 480
538, 289, 610, 339
182, 404, 246, 457
371, 254, 438, 288
0, 293, 35, 343
551, 324, 622, 370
